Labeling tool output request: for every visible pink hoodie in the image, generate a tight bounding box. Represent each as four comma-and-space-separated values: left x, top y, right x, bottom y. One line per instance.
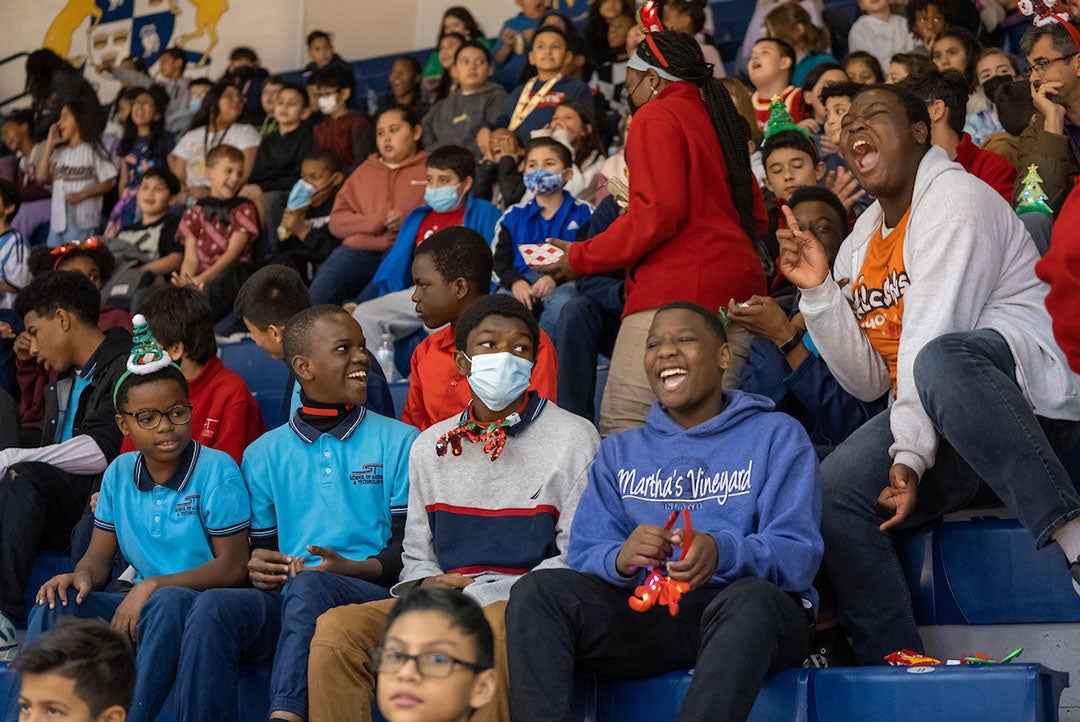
328, 151, 429, 251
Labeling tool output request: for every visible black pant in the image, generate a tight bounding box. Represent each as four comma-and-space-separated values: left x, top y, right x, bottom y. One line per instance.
0, 462, 97, 620
506, 569, 810, 722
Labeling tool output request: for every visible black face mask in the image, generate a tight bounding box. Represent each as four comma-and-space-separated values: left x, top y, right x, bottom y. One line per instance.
982, 74, 1013, 105
627, 75, 649, 115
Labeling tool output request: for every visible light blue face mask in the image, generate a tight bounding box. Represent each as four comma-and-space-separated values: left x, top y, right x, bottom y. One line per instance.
425, 184, 463, 213
464, 351, 533, 412
189, 97, 203, 114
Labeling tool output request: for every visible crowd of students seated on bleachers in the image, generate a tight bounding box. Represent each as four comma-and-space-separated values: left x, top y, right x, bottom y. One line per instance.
4, 0, 1080, 720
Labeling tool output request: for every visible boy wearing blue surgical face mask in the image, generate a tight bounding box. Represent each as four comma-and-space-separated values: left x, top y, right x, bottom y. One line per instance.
274, 149, 346, 284
305, 291, 599, 721
493, 136, 592, 340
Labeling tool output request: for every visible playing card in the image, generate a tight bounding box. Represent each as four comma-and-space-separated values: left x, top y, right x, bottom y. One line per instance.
520, 243, 565, 267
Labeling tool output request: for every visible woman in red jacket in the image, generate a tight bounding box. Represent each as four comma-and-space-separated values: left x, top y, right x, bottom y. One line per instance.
540, 30, 769, 436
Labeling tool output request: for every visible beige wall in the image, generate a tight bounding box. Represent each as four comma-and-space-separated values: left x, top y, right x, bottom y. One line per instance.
0, 0, 516, 109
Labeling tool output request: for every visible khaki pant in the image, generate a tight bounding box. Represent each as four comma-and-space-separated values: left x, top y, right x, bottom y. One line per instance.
308, 598, 509, 722
598, 309, 750, 437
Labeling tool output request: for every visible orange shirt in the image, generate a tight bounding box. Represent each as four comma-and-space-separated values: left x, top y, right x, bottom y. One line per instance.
851, 207, 912, 392
401, 324, 559, 431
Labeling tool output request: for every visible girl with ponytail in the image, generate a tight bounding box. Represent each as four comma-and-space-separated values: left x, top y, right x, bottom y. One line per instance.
537, 29, 769, 437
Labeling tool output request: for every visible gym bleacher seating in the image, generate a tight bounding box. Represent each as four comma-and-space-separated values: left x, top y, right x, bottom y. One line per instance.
897, 519, 1080, 626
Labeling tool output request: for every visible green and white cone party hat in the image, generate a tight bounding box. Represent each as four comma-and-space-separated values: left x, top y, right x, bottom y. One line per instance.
127, 314, 172, 374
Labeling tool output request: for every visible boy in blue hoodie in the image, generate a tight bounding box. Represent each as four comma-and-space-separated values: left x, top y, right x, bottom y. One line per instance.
506, 301, 823, 722
353, 145, 501, 347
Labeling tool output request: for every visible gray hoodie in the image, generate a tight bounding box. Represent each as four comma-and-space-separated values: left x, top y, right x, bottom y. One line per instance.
422, 82, 508, 158
799, 146, 1080, 477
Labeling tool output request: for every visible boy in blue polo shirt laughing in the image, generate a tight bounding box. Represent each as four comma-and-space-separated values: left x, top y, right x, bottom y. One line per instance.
26, 317, 252, 722
175, 304, 419, 722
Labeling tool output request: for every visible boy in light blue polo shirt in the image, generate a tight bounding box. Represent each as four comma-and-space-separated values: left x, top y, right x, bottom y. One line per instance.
26, 319, 252, 722
175, 304, 418, 722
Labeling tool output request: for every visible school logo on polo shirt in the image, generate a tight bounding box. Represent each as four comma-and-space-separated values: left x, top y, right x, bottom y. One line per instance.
175, 494, 200, 517
350, 463, 384, 486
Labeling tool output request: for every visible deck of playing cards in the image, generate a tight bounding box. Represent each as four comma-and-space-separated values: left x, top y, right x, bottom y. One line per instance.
520, 243, 565, 267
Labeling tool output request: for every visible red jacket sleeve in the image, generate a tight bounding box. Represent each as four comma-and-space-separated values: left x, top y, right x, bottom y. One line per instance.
982, 153, 1018, 203
529, 330, 559, 401
568, 105, 688, 275
1037, 181, 1080, 373
401, 345, 431, 431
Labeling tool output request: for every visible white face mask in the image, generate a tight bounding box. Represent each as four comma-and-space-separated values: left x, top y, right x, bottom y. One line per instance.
464, 351, 533, 412
317, 95, 339, 115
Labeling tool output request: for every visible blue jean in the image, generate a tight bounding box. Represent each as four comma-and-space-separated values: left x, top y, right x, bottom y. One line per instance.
176, 571, 390, 720
554, 293, 619, 421
1019, 211, 1052, 257
45, 207, 94, 248
309, 245, 386, 305
496, 281, 578, 345
821, 330, 1080, 665
24, 586, 199, 722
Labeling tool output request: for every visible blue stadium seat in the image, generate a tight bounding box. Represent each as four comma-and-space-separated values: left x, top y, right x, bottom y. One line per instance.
594, 664, 1069, 722
218, 338, 291, 430
17, 552, 71, 629
896, 519, 1080, 625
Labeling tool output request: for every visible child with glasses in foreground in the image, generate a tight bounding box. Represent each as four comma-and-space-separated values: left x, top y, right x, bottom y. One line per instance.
376, 588, 497, 722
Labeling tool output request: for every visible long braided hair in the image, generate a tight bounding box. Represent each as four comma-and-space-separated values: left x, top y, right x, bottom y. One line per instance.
636, 32, 772, 274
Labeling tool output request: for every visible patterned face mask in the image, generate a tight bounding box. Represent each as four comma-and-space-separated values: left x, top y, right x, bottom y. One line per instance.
523, 169, 565, 196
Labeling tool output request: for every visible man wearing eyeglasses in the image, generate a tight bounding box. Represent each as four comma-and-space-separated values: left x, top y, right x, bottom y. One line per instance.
0, 270, 132, 659
1016, 20, 1080, 212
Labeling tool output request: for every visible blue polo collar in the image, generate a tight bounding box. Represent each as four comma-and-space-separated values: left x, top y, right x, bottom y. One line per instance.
289, 404, 366, 443
135, 440, 200, 492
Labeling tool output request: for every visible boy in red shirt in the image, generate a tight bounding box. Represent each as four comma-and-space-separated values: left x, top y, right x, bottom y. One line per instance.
312, 65, 374, 172
175, 144, 260, 322
401, 227, 557, 431
749, 38, 804, 129
121, 285, 265, 462
899, 69, 1016, 202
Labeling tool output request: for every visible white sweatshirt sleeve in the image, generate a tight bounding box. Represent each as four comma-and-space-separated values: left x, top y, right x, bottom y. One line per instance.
798, 216, 894, 404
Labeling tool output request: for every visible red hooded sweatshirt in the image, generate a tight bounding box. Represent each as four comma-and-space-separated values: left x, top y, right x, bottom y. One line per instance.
568, 82, 767, 317
1036, 177, 1080, 373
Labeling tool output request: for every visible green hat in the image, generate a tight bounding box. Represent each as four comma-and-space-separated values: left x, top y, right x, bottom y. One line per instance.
113, 314, 176, 409
763, 95, 808, 140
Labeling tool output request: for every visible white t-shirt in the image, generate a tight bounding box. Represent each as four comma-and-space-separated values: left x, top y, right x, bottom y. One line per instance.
848, 14, 918, 72
48, 143, 119, 233
170, 124, 261, 188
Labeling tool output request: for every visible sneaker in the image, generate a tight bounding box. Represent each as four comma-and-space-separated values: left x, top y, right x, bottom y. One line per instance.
806, 624, 855, 668
1069, 559, 1080, 596
0, 613, 17, 662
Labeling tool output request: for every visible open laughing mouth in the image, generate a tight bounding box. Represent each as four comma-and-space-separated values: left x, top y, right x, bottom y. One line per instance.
346, 369, 367, 384
659, 367, 688, 391
850, 137, 880, 173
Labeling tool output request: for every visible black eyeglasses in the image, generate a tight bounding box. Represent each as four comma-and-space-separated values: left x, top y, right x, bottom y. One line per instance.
1024, 52, 1079, 77
373, 647, 489, 677
120, 403, 193, 430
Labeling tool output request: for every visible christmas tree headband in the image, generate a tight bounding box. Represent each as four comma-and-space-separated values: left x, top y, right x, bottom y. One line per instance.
762, 96, 809, 140
1017, 0, 1080, 51
113, 314, 180, 409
